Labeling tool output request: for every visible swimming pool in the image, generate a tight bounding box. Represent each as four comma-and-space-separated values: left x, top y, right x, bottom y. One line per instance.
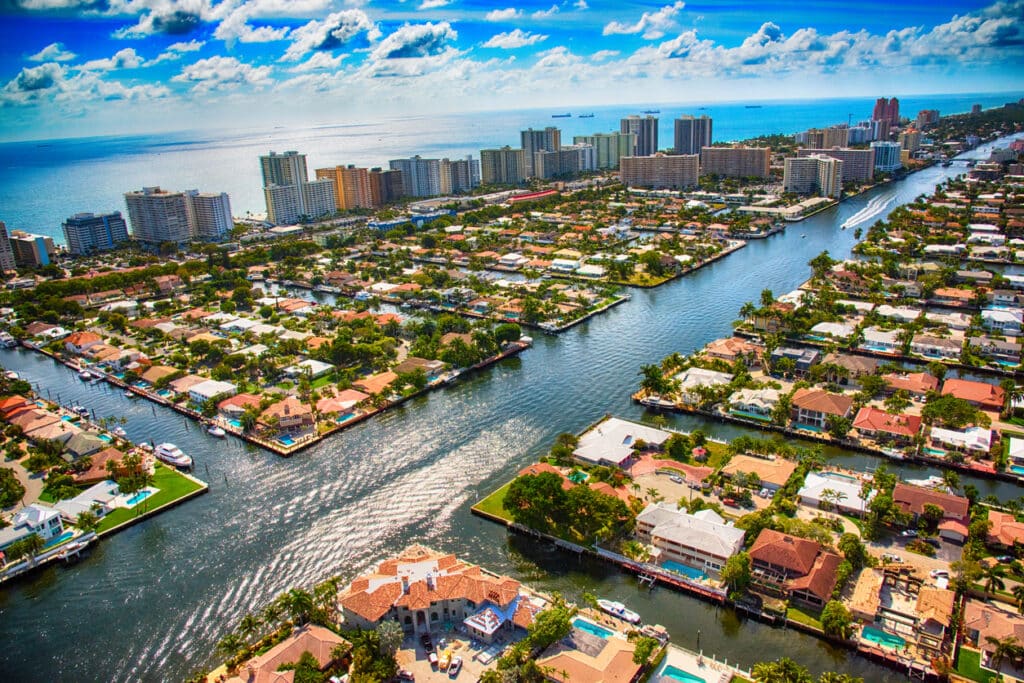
1011, 465, 1024, 476
862, 625, 906, 650
923, 447, 946, 456
98, 434, 112, 442
336, 413, 356, 424
126, 489, 154, 506
793, 423, 823, 433
229, 419, 243, 429
572, 618, 612, 639
278, 435, 296, 446
43, 530, 75, 549
660, 665, 706, 683
662, 560, 708, 581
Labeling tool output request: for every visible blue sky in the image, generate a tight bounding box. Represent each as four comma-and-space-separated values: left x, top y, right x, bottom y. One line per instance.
1, 0, 1021, 140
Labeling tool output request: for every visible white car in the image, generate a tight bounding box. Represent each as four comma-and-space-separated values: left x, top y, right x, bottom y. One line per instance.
930, 569, 949, 578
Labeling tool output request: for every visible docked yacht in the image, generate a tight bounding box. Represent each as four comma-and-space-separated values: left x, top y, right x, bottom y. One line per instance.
207, 424, 227, 438
154, 443, 193, 468
596, 599, 641, 624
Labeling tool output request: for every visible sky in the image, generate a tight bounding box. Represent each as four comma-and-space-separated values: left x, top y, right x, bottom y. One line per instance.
1, 0, 1022, 141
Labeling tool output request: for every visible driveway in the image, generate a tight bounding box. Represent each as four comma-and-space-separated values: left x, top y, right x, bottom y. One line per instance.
1, 453, 42, 511
866, 531, 963, 576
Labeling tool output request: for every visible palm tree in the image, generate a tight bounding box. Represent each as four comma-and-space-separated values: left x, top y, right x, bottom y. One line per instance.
941, 469, 961, 494
1012, 585, 1024, 614
261, 600, 284, 629
216, 632, 245, 660
238, 613, 262, 644
983, 564, 1007, 595
986, 634, 1018, 670
285, 588, 315, 625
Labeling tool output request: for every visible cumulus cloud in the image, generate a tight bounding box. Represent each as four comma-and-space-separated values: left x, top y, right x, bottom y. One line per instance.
79, 47, 144, 71
603, 1, 685, 40
214, 8, 291, 44
574, 0, 588, 9
28, 42, 76, 62
418, 0, 450, 8
591, 49, 619, 61
172, 55, 272, 92
371, 21, 456, 60
282, 9, 380, 61
149, 39, 206, 64
288, 51, 345, 72
482, 29, 547, 49
2, 60, 168, 107
485, 8, 521, 21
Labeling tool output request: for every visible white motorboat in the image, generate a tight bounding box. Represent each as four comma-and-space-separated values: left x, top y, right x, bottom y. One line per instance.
154, 443, 193, 468
596, 599, 641, 624
112, 427, 128, 438
123, 389, 135, 398
207, 424, 226, 438
78, 370, 93, 381
72, 405, 89, 416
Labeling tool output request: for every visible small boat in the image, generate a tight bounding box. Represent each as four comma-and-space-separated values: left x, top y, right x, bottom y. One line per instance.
207, 424, 227, 438
596, 599, 641, 624
800, 234, 807, 238
154, 443, 193, 468
551, 113, 571, 118
78, 370, 93, 381
745, 104, 763, 108
112, 427, 128, 438
4, 370, 19, 379
578, 113, 594, 118
0, 332, 17, 348
72, 405, 89, 416
123, 389, 135, 398
643, 109, 660, 114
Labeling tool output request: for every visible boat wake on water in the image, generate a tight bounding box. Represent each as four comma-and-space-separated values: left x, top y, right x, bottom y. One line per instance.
840, 194, 895, 229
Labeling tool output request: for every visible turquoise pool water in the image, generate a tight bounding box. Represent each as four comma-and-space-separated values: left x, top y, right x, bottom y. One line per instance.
861, 344, 894, 353
923, 446, 946, 456
794, 423, 823, 433
278, 435, 296, 446
572, 618, 612, 639
661, 665, 705, 683
662, 560, 708, 581
43, 530, 75, 549
157, 389, 172, 397
126, 490, 154, 506
862, 626, 906, 650
1011, 465, 1024, 476
730, 409, 771, 421
229, 419, 243, 428
98, 434, 112, 442
568, 471, 589, 483
336, 413, 355, 424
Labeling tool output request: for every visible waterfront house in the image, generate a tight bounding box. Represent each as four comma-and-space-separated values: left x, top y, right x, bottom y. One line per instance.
987, 510, 1024, 549
909, 334, 962, 360
852, 407, 922, 446
140, 365, 179, 386
728, 388, 779, 420
225, 624, 350, 683
0, 503, 63, 550
929, 425, 992, 457
392, 357, 445, 377
789, 388, 853, 430
860, 327, 901, 354
63, 432, 107, 461
982, 308, 1024, 334
168, 374, 207, 396
882, 372, 939, 398
10, 408, 60, 435
968, 335, 1021, 366
573, 417, 671, 468
72, 447, 127, 485
748, 529, 841, 607
769, 347, 820, 375
535, 620, 643, 683
316, 389, 369, 415
809, 321, 856, 340
0, 395, 32, 420
876, 305, 922, 324
217, 393, 261, 418
720, 454, 796, 492
635, 503, 745, 577
955, 269, 994, 285
940, 378, 1006, 410
188, 379, 237, 406
893, 483, 970, 543
673, 367, 732, 405
259, 397, 313, 432
932, 287, 977, 307
353, 371, 399, 396
53, 480, 122, 521
64, 330, 103, 355
338, 545, 535, 640
702, 336, 761, 366
282, 358, 334, 379
798, 471, 875, 515
25, 418, 81, 446
963, 600, 1024, 669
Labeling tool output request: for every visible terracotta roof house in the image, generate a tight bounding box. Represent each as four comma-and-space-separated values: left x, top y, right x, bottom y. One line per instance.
790, 388, 854, 430
0, 395, 32, 420
703, 336, 761, 366
893, 483, 970, 543
963, 599, 1024, 664
749, 529, 841, 606
259, 397, 313, 431
217, 393, 262, 416
882, 372, 940, 397
315, 389, 369, 414
72, 447, 126, 485
535, 625, 642, 683
393, 357, 445, 376
140, 365, 179, 385
64, 331, 102, 354
721, 454, 797, 491
352, 371, 399, 396
225, 624, 350, 683
940, 378, 1006, 410
852, 407, 922, 444
338, 545, 532, 643
988, 510, 1024, 548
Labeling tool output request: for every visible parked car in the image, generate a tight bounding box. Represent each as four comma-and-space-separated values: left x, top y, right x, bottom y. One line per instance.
449, 656, 463, 678
925, 538, 941, 548
689, 481, 701, 490
900, 529, 918, 538
882, 553, 903, 563
997, 555, 1015, 563
758, 488, 771, 499
428, 652, 438, 668
398, 670, 415, 681
669, 474, 683, 484
420, 633, 434, 651
722, 498, 738, 507
930, 569, 949, 578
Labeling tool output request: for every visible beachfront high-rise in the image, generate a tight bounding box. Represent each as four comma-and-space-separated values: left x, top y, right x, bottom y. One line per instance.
124, 187, 193, 248
700, 147, 770, 179
533, 145, 595, 180
520, 127, 561, 178
872, 97, 900, 126
8, 231, 56, 267
783, 155, 844, 199
184, 191, 232, 242
620, 153, 699, 189
62, 211, 130, 256
389, 156, 443, 197
621, 115, 658, 156
796, 148, 875, 183
440, 156, 481, 194
260, 150, 336, 225
0, 222, 16, 273
315, 165, 374, 210
368, 168, 404, 206
572, 133, 635, 170
871, 141, 903, 172
673, 115, 712, 156
480, 147, 526, 185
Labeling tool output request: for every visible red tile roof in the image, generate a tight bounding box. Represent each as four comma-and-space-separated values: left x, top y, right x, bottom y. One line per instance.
852, 407, 922, 437
791, 388, 853, 417
749, 529, 821, 575
883, 372, 939, 395
893, 483, 969, 519
940, 378, 1005, 409
988, 510, 1024, 546
789, 551, 842, 602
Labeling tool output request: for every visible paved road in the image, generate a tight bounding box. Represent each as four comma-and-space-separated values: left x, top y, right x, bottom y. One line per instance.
0, 452, 42, 511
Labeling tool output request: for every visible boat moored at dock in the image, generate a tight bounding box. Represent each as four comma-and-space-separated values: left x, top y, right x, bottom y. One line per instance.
596, 598, 641, 624
154, 443, 193, 468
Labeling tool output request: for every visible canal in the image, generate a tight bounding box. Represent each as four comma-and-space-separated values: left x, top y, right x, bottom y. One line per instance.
0, 138, 1020, 682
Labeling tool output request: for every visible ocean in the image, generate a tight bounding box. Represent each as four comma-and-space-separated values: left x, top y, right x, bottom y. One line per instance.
0, 91, 1016, 243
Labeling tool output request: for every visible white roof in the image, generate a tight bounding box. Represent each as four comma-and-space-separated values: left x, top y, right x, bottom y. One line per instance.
930, 426, 992, 452
729, 387, 779, 409
1009, 438, 1024, 462
876, 305, 921, 322
982, 309, 1023, 324
811, 321, 855, 338
189, 379, 236, 399
638, 503, 745, 559
798, 471, 874, 512
838, 299, 875, 313
573, 417, 672, 467
674, 367, 733, 391
863, 327, 899, 343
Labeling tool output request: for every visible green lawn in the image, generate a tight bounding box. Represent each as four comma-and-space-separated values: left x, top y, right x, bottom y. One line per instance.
786, 605, 823, 631
473, 480, 514, 523
96, 463, 204, 534
955, 648, 999, 683
703, 441, 731, 469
